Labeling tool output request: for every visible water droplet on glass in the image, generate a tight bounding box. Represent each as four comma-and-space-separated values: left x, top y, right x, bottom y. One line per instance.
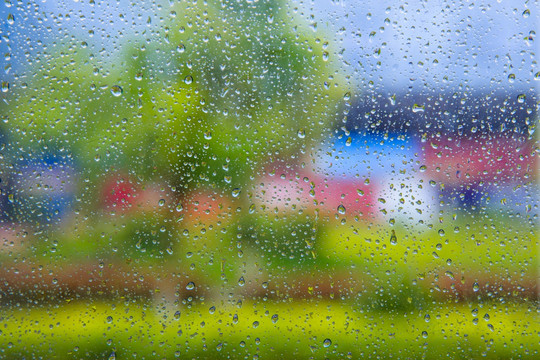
517, 94, 526, 103
184, 75, 193, 85
6, 13, 14, 25
390, 230, 398, 245
337, 204, 346, 215
186, 282, 195, 290
106, 316, 113, 324
174, 311, 181, 320
1, 81, 9, 93
177, 44, 185, 53
412, 104, 425, 113
271, 314, 278, 323
522, 9, 530, 18
323, 338, 332, 348
238, 276, 245, 286
422, 331, 428, 338
158, 199, 165, 207
232, 188, 241, 197
508, 73, 515, 83
297, 129, 306, 139
110, 85, 123, 97
108, 351, 116, 360
322, 51, 329, 61
473, 282, 480, 292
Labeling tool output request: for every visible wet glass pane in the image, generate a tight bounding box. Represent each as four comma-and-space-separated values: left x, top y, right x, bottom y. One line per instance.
0, 0, 538, 358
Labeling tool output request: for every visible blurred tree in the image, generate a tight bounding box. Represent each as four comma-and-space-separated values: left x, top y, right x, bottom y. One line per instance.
2, 0, 350, 194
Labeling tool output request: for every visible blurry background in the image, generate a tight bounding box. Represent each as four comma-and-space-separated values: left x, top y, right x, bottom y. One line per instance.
0, 0, 538, 359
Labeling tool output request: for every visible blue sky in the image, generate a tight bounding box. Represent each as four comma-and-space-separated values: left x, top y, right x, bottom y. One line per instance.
1, 0, 538, 95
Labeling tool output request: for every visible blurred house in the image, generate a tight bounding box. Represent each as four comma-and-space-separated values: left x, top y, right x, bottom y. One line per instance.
9, 155, 77, 227
254, 134, 438, 224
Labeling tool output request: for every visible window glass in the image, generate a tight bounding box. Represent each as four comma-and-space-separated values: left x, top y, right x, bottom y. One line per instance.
0, 0, 537, 358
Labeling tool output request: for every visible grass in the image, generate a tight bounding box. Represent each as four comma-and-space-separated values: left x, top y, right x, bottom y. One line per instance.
1, 300, 538, 359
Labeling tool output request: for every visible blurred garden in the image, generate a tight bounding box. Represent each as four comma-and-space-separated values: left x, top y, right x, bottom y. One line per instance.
0, 0, 538, 358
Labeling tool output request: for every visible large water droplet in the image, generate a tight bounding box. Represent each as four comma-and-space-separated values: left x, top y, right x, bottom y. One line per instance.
323, 338, 332, 348
110, 85, 123, 97
390, 230, 397, 245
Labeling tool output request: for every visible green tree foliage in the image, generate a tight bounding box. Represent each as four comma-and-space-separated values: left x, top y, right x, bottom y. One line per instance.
3, 0, 350, 191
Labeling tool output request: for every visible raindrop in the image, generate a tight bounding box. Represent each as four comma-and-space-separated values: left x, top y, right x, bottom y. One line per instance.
1, 81, 8, 93
297, 129, 306, 139
390, 230, 397, 245
186, 282, 195, 290
177, 44, 185, 53
110, 85, 123, 97
184, 75, 193, 84
517, 94, 526, 103
412, 104, 425, 113
522, 9, 530, 18
174, 311, 181, 320
337, 204, 346, 215
158, 199, 165, 207
232, 188, 241, 197
473, 282, 480, 292
238, 276, 245, 286
323, 338, 332, 348
322, 51, 329, 61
